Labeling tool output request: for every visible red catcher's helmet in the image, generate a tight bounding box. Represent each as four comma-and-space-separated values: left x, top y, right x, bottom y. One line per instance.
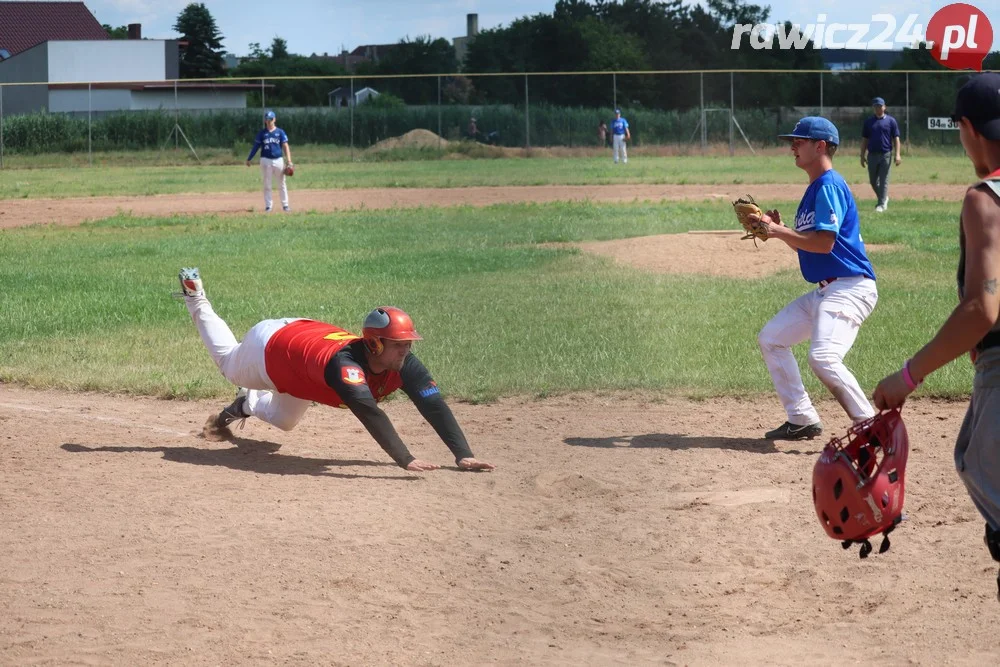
362, 307, 422, 355
812, 408, 909, 558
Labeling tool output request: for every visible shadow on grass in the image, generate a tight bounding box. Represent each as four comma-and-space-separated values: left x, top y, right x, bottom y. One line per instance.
564, 433, 821, 455
61, 438, 416, 480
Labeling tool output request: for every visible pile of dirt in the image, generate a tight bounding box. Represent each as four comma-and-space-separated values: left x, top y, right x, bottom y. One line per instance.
554, 232, 899, 278
368, 129, 449, 151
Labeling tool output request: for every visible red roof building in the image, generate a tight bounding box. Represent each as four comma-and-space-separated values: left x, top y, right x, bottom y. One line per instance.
0, 1, 108, 58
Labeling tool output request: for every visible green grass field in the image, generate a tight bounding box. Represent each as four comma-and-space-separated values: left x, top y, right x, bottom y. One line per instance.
0, 182, 974, 402
0, 150, 975, 199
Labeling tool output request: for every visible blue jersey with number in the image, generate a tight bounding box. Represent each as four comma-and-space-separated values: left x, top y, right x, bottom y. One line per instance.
611, 118, 629, 135
792, 169, 875, 284
248, 127, 288, 160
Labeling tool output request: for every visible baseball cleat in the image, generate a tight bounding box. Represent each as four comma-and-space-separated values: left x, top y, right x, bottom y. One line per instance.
764, 421, 823, 441
282, 205, 291, 212
216, 388, 249, 430
177, 267, 204, 298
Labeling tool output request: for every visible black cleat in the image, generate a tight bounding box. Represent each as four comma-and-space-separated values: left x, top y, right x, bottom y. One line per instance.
216, 388, 249, 430
764, 421, 823, 441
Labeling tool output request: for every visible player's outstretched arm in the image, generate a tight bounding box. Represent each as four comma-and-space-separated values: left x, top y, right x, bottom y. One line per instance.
400, 355, 495, 471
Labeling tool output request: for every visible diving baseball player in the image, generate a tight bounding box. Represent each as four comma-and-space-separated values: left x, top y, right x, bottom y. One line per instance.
751, 117, 878, 440
176, 267, 495, 472
611, 108, 630, 164
246, 110, 293, 212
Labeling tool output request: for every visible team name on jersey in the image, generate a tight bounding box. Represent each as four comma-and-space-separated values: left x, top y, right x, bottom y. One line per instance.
795, 210, 837, 231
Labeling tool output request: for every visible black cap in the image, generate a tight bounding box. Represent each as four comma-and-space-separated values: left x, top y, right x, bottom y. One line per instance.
951, 73, 1000, 140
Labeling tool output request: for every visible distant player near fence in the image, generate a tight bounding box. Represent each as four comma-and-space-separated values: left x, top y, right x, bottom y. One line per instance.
611, 109, 630, 164
246, 110, 293, 213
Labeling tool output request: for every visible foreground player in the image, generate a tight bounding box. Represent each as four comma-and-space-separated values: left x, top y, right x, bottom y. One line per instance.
176, 268, 495, 472
751, 116, 879, 440
873, 74, 1000, 593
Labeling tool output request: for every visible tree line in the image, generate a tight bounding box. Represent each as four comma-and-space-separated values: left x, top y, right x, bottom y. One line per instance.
143, 1, 999, 113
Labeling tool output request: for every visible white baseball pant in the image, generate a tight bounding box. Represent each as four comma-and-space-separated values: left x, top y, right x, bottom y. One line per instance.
758, 276, 878, 425
184, 295, 310, 431
613, 135, 627, 163
260, 157, 289, 211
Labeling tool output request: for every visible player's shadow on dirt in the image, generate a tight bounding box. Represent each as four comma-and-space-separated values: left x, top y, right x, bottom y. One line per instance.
564, 433, 820, 455
61, 439, 416, 480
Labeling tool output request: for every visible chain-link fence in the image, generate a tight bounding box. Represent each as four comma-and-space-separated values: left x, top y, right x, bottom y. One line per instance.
0, 69, 980, 167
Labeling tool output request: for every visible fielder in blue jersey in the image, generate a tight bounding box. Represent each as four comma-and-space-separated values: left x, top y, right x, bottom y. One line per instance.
246, 110, 293, 212
610, 108, 630, 164
751, 116, 879, 441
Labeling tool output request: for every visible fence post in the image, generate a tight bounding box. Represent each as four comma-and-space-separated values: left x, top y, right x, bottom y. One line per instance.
524, 74, 530, 150
700, 72, 706, 153
174, 79, 179, 150
88, 82, 92, 166
729, 71, 734, 156
819, 71, 824, 117
905, 72, 910, 150
613, 72, 616, 111
1, 85, 4, 169
437, 75, 442, 150
260, 78, 265, 114
350, 77, 355, 160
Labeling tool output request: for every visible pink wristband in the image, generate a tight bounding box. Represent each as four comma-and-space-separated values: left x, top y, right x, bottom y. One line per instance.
901, 360, 921, 391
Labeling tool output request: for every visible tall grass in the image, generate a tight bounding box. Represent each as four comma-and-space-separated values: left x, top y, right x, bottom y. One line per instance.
0, 199, 973, 402
0, 104, 964, 155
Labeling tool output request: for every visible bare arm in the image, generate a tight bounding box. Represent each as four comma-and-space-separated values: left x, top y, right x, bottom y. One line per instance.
282, 141, 292, 164
874, 187, 1000, 408
860, 137, 868, 167
893, 136, 902, 165
909, 188, 1000, 380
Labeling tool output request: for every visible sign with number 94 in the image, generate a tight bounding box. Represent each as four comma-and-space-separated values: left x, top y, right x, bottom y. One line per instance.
927, 117, 959, 130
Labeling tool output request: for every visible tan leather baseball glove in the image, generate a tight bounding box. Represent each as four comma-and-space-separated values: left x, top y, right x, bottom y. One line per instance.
732, 194, 767, 245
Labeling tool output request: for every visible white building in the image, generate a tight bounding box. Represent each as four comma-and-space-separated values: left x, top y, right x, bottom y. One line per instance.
0, 39, 256, 115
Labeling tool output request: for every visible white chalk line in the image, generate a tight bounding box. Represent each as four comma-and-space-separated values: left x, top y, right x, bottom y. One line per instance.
0, 401, 191, 437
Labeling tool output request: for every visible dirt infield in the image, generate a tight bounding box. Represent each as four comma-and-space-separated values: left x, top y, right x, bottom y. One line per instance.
3, 183, 998, 665
0, 182, 968, 229
1, 386, 997, 665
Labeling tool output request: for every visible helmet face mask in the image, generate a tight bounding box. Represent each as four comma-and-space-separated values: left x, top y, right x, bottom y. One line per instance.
812, 409, 909, 554
362, 307, 422, 356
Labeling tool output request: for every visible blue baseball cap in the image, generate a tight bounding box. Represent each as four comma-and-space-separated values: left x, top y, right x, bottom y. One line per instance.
614, 108, 621, 114
778, 116, 840, 146
265, 110, 276, 120
872, 97, 886, 106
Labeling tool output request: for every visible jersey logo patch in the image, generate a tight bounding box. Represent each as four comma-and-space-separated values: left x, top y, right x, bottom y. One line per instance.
342, 367, 366, 385
418, 381, 439, 398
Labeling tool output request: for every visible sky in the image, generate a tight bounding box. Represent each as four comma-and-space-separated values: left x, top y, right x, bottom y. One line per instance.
85, 0, 1000, 57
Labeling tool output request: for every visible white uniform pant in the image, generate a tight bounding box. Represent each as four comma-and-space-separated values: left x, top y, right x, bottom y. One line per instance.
185, 295, 310, 431
758, 276, 878, 425
613, 135, 627, 163
260, 157, 289, 210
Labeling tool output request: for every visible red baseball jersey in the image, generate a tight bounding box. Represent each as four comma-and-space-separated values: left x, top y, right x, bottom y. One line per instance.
263, 319, 402, 406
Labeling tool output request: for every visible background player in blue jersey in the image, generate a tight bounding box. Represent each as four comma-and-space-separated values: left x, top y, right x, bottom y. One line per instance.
610, 108, 630, 164
750, 117, 879, 440
246, 110, 293, 212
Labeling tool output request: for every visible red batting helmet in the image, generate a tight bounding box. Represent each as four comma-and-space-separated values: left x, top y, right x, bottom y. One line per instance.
812, 408, 909, 558
362, 307, 422, 355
